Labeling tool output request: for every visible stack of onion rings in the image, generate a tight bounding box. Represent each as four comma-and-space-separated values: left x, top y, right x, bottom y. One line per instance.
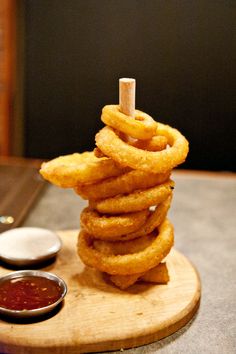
40, 104, 189, 289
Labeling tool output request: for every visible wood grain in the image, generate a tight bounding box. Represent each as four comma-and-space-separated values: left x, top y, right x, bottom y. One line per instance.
0, 230, 201, 354
119, 78, 136, 117
0, 0, 16, 155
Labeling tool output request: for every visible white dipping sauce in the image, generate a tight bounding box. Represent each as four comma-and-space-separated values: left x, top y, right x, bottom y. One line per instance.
0, 227, 62, 265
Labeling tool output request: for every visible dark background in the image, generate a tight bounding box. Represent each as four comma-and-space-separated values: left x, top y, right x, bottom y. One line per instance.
23, 0, 236, 171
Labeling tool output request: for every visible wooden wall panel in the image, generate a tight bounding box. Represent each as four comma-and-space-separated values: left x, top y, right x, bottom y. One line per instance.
0, 0, 16, 156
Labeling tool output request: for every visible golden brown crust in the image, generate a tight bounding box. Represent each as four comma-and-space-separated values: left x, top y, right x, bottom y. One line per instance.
89, 180, 174, 214
109, 263, 169, 290
80, 208, 149, 240
101, 105, 158, 140
40, 151, 127, 188
77, 219, 174, 275
96, 123, 189, 173
75, 170, 170, 200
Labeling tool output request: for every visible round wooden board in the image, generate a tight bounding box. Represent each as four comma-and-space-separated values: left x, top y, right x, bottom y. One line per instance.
0, 230, 201, 354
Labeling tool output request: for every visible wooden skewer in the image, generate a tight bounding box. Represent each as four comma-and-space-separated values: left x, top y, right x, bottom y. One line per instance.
119, 78, 136, 117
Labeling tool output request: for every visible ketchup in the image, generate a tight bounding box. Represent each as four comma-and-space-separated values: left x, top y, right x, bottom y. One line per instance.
0, 276, 62, 311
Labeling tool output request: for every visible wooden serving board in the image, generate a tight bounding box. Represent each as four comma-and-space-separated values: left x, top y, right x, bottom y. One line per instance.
0, 230, 201, 354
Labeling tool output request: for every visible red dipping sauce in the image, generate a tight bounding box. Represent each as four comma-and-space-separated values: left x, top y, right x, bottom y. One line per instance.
0, 276, 63, 311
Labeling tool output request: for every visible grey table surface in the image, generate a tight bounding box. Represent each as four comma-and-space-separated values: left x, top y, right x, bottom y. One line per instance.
23, 171, 236, 354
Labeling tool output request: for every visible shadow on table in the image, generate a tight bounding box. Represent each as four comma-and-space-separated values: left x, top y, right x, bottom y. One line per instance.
0, 257, 57, 272
0, 302, 64, 325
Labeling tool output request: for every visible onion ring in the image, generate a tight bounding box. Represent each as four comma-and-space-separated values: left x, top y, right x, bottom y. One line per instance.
89, 180, 174, 214
141, 262, 169, 283
94, 132, 167, 158
90, 195, 171, 242
109, 273, 140, 290
40, 151, 128, 188
80, 208, 149, 240
101, 105, 157, 140
114, 195, 172, 241
93, 147, 106, 158
77, 219, 174, 275
75, 170, 170, 200
93, 233, 156, 255
95, 123, 189, 173
129, 135, 168, 151
109, 263, 169, 290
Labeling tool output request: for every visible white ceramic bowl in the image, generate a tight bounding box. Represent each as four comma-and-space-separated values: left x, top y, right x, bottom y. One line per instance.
0, 227, 62, 266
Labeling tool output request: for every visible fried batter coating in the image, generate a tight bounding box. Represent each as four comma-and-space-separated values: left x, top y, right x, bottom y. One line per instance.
109, 263, 169, 290
80, 208, 149, 240
75, 170, 170, 200
78, 219, 174, 275
89, 180, 174, 214
96, 123, 189, 173
40, 151, 127, 188
101, 105, 158, 140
